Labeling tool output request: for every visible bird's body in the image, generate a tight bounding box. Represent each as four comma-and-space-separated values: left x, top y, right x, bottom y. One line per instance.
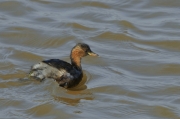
29, 43, 98, 88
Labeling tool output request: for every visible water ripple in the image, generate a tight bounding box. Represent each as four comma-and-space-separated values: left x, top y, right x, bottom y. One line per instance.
0, 0, 180, 119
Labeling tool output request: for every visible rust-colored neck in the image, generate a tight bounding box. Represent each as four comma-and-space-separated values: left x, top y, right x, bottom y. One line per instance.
70, 47, 83, 69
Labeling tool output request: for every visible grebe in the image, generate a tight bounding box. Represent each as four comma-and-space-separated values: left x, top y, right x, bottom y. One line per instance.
29, 43, 98, 88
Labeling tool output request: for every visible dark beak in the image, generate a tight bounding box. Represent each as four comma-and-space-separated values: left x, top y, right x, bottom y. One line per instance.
88, 52, 99, 56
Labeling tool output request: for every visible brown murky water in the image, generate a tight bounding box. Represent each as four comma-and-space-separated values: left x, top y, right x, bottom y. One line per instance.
0, 0, 180, 119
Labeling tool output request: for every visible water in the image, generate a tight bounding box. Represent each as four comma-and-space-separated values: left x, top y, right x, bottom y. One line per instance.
0, 0, 180, 119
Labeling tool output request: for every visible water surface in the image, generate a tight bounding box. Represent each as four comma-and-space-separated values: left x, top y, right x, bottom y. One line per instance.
0, 0, 180, 119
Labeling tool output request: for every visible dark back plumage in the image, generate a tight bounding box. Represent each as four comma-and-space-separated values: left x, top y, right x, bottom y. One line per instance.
42, 59, 73, 72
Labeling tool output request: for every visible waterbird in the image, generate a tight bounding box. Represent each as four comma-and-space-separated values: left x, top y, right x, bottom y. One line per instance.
29, 43, 98, 88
